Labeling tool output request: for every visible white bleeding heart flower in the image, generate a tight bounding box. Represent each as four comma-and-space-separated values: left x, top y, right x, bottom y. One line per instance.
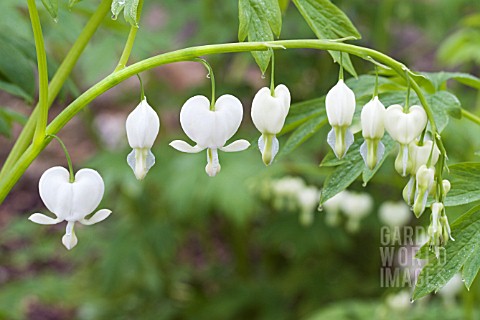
413, 165, 435, 217
251, 84, 291, 165
126, 98, 160, 180
384, 104, 427, 176
340, 192, 373, 233
378, 201, 411, 227
28, 166, 111, 250
325, 80, 356, 159
169, 95, 250, 176
360, 96, 386, 169
408, 139, 440, 175
296, 186, 320, 227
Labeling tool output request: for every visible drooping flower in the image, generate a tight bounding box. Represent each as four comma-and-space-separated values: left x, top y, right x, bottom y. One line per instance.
413, 164, 435, 217
296, 186, 320, 226
322, 190, 348, 226
360, 96, 386, 169
378, 201, 411, 228
126, 98, 160, 180
251, 84, 291, 165
384, 104, 427, 176
29, 167, 111, 250
340, 191, 373, 232
325, 80, 356, 159
408, 139, 440, 175
169, 95, 250, 176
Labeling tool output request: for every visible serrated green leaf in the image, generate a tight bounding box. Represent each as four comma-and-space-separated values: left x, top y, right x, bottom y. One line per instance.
279, 112, 327, 156
41, 0, 58, 20
320, 138, 365, 204
124, 0, 140, 27
444, 162, 480, 207
462, 244, 480, 289
292, 0, 361, 77
413, 205, 480, 300
238, 0, 282, 73
422, 71, 480, 91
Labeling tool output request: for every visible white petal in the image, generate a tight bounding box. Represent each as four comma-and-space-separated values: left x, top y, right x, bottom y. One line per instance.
80, 209, 112, 225
205, 148, 221, 177
169, 140, 205, 153
384, 105, 427, 145
126, 98, 160, 149
62, 221, 78, 250
28, 213, 62, 225
325, 80, 356, 127
39, 166, 72, 220
361, 96, 385, 139
179, 95, 214, 148
251, 85, 291, 134
220, 139, 250, 152
70, 169, 105, 221
212, 94, 244, 147
258, 134, 280, 165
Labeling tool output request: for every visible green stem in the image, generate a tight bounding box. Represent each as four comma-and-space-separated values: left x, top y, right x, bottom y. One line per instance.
373, 66, 378, 98
0, 0, 112, 180
0, 39, 440, 203
270, 48, 275, 96
338, 52, 344, 80
461, 109, 480, 126
27, 0, 49, 146
49, 135, 75, 183
137, 74, 145, 100
114, 0, 144, 71
195, 58, 216, 110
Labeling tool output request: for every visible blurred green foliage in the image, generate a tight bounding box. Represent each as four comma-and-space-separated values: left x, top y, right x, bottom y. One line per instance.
1, 0, 480, 319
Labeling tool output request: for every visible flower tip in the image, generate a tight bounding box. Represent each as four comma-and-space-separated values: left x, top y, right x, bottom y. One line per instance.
205, 162, 221, 177
62, 232, 78, 250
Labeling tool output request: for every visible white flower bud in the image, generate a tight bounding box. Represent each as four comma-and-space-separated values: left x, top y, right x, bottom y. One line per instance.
126, 98, 160, 180
325, 80, 356, 159
413, 165, 435, 217
360, 96, 386, 169
251, 85, 291, 165
408, 140, 440, 175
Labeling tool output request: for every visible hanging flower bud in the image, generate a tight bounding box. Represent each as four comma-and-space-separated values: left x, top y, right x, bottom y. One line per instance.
402, 176, 416, 206
169, 95, 250, 176
126, 98, 160, 180
408, 140, 440, 175
360, 96, 386, 169
28, 167, 111, 250
325, 80, 356, 159
443, 179, 451, 195
251, 84, 291, 165
413, 165, 435, 217
384, 105, 427, 176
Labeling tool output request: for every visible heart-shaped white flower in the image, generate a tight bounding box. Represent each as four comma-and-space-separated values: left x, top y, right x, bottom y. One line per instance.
251, 84, 291, 165
29, 166, 111, 250
384, 105, 427, 145
126, 98, 160, 180
408, 139, 440, 175
385, 104, 427, 176
325, 80, 356, 159
169, 95, 250, 176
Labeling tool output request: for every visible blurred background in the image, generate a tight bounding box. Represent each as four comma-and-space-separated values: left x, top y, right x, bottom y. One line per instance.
1, 0, 480, 319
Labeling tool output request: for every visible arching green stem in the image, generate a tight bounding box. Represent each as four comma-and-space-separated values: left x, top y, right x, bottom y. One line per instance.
137, 74, 145, 100
27, 0, 49, 147
0, 39, 443, 203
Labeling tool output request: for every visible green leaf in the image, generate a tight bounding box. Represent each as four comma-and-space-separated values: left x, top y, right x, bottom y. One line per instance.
291, 0, 361, 77
320, 138, 364, 204
69, 0, 82, 8
278, 0, 290, 13
0, 107, 27, 138
413, 205, 480, 299
111, 0, 126, 20
0, 81, 33, 103
281, 97, 324, 134
124, 0, 140, 27
444, 162, 480, 207
238, 0, 282, 73
279, 112, 327, 156
422, 71, 480, 91
41, 0, 58, 20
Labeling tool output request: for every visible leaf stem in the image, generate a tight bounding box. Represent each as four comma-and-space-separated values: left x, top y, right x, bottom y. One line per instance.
0, 0, 112, 180
461, 109, 480, 126
0, 39, 441, 203
27, 0, 49, 146
114, 0, 144, 72
49, 135, 75, 183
